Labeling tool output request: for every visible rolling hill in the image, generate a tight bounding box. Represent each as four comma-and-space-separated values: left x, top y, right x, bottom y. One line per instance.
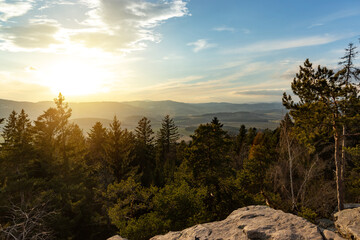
0, 99, 285, 138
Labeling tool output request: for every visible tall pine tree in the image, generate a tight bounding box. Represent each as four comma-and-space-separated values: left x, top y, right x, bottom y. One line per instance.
283, 59, 360, 211
155, 115, 179, 185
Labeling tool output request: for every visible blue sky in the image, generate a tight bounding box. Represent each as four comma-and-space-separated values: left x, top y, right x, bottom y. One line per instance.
0, 0, 359, 103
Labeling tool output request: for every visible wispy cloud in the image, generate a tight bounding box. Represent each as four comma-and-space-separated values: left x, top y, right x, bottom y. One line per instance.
235, 89, 287, 96
321, 9, 360, 22
213, 26, 235, 32
224, 35, 343, 54
308, 9, 360, 29
0, 0, 190, 54
187, 39, 216, 52
307, 23, 324, 29
0, 0, 33, 21
213, 26, 250, 34
241, 28, 250, 34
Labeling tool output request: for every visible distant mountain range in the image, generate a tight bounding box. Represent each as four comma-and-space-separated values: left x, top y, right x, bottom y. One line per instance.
0, 99, 286, 138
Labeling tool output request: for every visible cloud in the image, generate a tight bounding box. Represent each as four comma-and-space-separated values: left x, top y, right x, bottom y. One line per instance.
0, 0, 33, 21
241, 28, 250, 34
224, 35, 343, 54
321, 9, 360, 23
213, 26, 235, 32
307, 23, 324, 29
307, 9, 360, 29
187, 39, 216, 52
213, 26, 250, 34
0, 0, 189, 53
1, 23, 61, 49
235, 89, 287, 96
70, 0, 189, 52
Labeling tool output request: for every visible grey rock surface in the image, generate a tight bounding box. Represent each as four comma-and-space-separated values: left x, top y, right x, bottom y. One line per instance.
150, 205, 324, 240
322, 229, 346, 240
335, 207, 360, 240
107, 235, 128, 240
317, 218, 335, 230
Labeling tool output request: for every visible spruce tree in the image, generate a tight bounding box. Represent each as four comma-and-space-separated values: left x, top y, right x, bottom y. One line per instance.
135, 117, 155, 186
0, 109, 34, 206
155, 115, 179, 185
87, 122, 111, 185
107, 116, 125, 181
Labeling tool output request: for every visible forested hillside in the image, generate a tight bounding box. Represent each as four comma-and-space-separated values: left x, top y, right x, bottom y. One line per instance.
0, 45, 360, 240
0, 99, 283, 137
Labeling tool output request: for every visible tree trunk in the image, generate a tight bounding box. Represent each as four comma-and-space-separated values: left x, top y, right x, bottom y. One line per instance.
341, 125, 346, 182
334, 132, 344, 211
286, 133, 296, 211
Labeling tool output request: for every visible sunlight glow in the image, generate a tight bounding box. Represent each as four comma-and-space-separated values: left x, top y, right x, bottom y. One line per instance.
41, 61, 110, 96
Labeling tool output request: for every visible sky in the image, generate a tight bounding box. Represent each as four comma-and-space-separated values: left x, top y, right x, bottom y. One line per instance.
0, 0, 360, 103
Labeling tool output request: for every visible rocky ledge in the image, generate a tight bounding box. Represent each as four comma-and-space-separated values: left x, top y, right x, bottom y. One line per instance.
109, 205, 360, 240
335, 207, 360, 240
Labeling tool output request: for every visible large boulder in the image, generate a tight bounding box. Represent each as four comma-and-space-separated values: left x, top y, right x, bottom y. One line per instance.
335, 207, 360, 240
150, 205, 324, 240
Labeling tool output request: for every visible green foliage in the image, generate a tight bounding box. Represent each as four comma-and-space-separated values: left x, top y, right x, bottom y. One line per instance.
106, 176, 156, 239
186, 117, 232, 185
283, 58, 360, 211
107, 116, 136, 182
152, 180, 207, 230
135, 117, 155, 186
155, 115, 179, 186
298, 207, 318, 223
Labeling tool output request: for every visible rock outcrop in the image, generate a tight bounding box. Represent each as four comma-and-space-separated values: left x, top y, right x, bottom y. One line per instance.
151, 205, 325, 240
108, 205, 352, 240
335, 207, 360, 240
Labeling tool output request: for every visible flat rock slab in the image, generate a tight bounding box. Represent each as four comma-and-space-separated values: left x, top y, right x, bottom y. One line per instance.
335, 207, 360, 240
150, 205, 324, 240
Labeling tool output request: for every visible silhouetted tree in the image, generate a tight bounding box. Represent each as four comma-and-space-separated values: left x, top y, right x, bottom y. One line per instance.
155, 115, 179, 185
135, 117, 155, 186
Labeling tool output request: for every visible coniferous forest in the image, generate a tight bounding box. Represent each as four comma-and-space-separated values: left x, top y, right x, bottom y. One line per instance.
1, 45, 360, 240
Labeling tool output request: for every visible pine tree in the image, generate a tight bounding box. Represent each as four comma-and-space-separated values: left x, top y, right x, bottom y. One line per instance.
338, 42, 360, 83
283, 59, 360, 211
187, 117, 232, 184
34, 93, 72, 168
86, 122, 110, 184
1, 109, 33, 169
135, 117, 154, 146
54, 93, 72, 169
155, 115, 179, 185
135, 117, 155, 186
0, 109, 34, 206
338, 42, 360, 186
107, 116, 125, 181
232, 125, 247, 170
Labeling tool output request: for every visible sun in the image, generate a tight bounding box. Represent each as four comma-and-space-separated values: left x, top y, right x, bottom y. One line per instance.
41, 61, 109, 96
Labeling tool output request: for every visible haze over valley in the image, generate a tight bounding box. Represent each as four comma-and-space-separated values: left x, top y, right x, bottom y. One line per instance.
0, 99, 284, 139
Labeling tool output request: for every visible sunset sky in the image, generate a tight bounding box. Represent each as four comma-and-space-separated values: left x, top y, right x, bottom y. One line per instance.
0, 0, 360, 103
